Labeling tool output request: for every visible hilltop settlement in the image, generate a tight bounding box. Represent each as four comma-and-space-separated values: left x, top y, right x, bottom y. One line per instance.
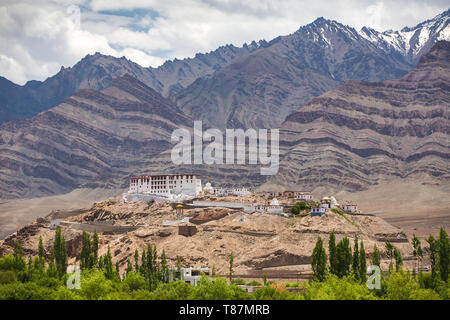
0, 174, 419, 284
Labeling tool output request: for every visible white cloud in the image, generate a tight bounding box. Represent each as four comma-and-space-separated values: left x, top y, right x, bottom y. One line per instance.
0, 0, 448, 84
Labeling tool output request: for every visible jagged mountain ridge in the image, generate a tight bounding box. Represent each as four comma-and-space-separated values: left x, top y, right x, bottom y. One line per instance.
360, 8, 449, 62
175, 16, 414, 129
0, 43, 263, 124
0, 9, 448, 126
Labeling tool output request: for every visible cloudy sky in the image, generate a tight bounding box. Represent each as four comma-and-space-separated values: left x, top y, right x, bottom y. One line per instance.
0, 0, 448, 85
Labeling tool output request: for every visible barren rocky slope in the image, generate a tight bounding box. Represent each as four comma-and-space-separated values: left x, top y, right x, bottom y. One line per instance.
0, 196, 415, 276
267, 40, 450, 192
0, 75, 193, 199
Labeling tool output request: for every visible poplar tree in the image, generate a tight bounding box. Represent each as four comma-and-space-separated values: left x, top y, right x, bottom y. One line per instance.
13, 240, 25, 271
359, 240, 366, 282
92, 229, 99, 264
385, 241, 394, 264
134, 249, 139, 273
160, 249, 169, 283
336, 237, 352, 277
311, 236, 327, 281
438, 227, 449, 282
371, 244, 381, 267
176, 256, 182, 280
98, 255, 104, 269
115, 261, 120, 277
328, 232, 337, 275
229, 252, 234, 281
146, 244, 159, 275
385, 240, 394, 273
53, 227, 68, 278
152, 245, 159, 278
38, 236, 45, 260
36, 236, 46, 271
426, 235, 438, 281
352, 235, 360, 280
412, 234, 423, 273
126, 259, 133, 275
103, 246, 114, 279
80, 231, 93, 269
394, 248, 403, 272
140, 250, 147, 276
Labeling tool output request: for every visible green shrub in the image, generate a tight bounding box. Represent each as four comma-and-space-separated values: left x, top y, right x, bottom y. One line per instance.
231, 278, 246, 285
303, 275, 377, 300
246, 280, 262, 286
0, 271, 16, 284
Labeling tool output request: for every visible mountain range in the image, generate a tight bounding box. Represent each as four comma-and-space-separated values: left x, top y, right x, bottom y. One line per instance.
0, 9, 448, 126
270, 40, 449, 191
0, 10, 449, 199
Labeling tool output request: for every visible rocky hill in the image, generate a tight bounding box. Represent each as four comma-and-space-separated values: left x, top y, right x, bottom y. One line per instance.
268, 40, 450, 191
0, 195, 414, 276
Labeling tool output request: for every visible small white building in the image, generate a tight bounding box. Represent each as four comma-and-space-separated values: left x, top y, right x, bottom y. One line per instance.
231, 187, 252, 196
310, 207, 326, 216
342, 202, 358, 213
294, 191, 313, 201
169, 267, 209, 286
252, 198, 284, 215
213, 187, 251, 197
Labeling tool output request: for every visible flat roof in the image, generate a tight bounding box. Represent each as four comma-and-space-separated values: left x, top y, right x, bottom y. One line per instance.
130, 174, 201, 180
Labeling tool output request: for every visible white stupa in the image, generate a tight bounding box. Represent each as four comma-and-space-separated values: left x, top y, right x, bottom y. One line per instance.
270, 198, 279, 206
203, 177, 214, 195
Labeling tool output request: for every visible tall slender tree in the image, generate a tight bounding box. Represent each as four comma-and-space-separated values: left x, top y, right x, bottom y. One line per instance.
126, 259, 133, 275
336, 237, 352, 277
385, 240, 394, 273
412, 234, 423, 274
229, 252, 234, 281
311, 236, 327, 281
426, 235, 438, 282
38, 236, 45, 260
103, 246, 114, 279
352, 235, 360, 280
371, 244, 381, 267
394, 248, 403, 272
13, 240, 26, 271
328, 232, 337, 275
160, 249, 169, 283
92, 229, 99, 265
53, 227, 68, 278
80, 231, 93, 270
438, 227, 449, 282
134, 249, 139, 273
37, 236, 46, 271
359, 240, 367, 282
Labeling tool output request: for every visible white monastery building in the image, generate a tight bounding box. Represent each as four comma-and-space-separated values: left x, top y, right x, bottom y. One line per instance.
125, 174, 202, 202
